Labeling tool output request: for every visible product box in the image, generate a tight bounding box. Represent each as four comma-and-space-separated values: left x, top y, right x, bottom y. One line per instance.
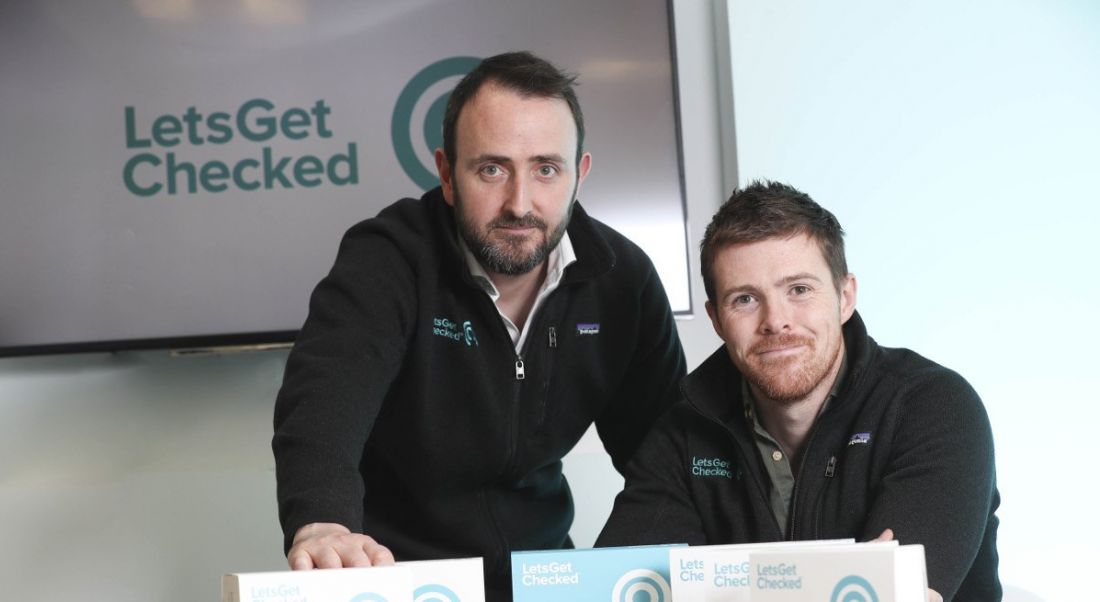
511, 544, 685, 602
669, 539, 854, 601
749, 542, 927, 602
399, 557, 485, 602
222, 565, 413, 602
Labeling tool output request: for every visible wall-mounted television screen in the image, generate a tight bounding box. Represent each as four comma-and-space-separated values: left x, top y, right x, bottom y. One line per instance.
0, 0, 689, 357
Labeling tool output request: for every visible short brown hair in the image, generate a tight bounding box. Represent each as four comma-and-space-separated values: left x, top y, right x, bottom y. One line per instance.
701, 180, 848, 303
442, 51, 585, 169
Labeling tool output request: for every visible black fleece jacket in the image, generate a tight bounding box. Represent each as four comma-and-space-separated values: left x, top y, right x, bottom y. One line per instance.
272, 187, 686, 599
596, 312, 1000, 601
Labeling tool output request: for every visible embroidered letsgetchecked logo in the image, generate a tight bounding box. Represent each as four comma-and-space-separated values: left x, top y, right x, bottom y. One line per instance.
848, 432, 871, 446
690, 456, 737, 479
432, 317, 478, 347
576, 323, 600, 335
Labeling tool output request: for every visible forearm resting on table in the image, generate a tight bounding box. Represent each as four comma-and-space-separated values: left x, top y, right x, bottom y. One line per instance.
288, 522, 395, 569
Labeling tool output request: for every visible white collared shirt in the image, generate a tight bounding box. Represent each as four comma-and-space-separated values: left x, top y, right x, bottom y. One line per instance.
460, 232, 577, 353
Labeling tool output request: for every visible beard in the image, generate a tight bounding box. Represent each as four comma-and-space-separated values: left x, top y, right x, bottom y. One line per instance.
738, 332, 842, 404
453, 185, 575, 276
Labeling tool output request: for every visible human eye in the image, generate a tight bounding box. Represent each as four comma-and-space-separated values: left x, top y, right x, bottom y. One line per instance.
479, 164, 505, 180
535, 164, 559, 178
788, 283, 817, 301
730, 293, 756, 308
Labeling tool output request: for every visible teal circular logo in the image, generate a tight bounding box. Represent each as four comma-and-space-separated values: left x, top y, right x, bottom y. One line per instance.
391, 56, 481, 190
830, 575, 879, 602
414, 583, 461, 602
611, 569, 671, 602
349, 593, 388, 602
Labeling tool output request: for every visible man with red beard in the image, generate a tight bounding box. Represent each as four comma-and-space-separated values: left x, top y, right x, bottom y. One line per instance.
596, 181, 1000, 602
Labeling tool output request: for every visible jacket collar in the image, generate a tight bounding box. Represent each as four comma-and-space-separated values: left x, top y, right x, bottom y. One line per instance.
682, 310, 875, 426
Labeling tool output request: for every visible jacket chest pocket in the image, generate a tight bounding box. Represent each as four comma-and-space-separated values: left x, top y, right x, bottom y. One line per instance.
816, 453, 872, 538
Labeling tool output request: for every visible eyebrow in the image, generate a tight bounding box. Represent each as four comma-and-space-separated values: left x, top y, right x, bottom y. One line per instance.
465, 153, 567, 168
466, 154, 512, 169
777, 273, 824, 287
720, 273, 824, 300
720, 283, 761, 301
531, 154, 566, 165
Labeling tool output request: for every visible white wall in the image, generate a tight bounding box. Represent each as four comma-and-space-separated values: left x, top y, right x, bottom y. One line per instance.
0, 2, 726, 601
724, 1, 1100, 600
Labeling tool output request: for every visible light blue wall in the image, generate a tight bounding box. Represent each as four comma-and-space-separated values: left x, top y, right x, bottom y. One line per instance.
725, 1, 1100, 599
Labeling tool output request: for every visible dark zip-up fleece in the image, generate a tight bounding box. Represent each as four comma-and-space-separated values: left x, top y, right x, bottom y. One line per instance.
273, 187, 686, 600
596, 312, 1000, 601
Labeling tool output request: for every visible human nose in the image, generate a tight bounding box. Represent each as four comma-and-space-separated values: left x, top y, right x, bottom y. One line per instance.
501, 172, 533, 217
758, 298, 792, 334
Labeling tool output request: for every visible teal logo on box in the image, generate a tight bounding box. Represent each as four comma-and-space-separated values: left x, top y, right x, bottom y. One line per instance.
349, 593, 389, 602
830, 575, 878, 602
511, 544, 683, 602
414, 583, 460, 602
611, 569, 671, 602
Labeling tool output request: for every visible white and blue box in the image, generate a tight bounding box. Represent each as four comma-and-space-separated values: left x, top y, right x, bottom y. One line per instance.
399, 557, 485, 602
221, 565, 414, 602
669, 539, 854, 601
749, 541, 927, 602
511, 544, 684, 602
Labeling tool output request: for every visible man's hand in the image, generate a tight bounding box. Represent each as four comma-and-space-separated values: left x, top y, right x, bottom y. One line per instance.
870, 529, 942, 602
288, 522, 395, 570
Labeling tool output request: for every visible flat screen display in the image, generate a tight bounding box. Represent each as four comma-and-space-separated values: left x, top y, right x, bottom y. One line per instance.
0, 0, 689, 356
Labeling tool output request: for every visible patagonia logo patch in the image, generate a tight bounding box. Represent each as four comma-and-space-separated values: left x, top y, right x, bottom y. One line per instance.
690, 456, 737, 479
848, 432, 872, 446
576, 323, 600, 335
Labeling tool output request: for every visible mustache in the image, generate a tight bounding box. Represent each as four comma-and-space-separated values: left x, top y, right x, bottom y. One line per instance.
750, 334, 813, 355
489, 214, 547, 231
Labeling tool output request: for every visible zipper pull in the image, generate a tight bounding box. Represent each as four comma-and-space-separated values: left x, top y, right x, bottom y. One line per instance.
515, 358, 526, 380
548, 326, 557, 348
825, 455, 837, 478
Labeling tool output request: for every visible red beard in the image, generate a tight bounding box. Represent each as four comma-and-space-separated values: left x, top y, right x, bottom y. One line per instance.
742, 333, 838, 403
